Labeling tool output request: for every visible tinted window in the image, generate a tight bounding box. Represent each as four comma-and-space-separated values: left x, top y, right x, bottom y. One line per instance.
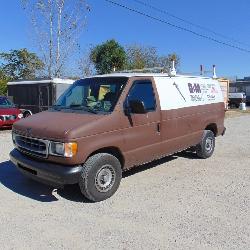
127, 81, 156, 111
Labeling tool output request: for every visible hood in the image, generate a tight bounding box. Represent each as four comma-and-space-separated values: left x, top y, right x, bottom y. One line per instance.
13, 110, 118, 140
0, 107, 21, 115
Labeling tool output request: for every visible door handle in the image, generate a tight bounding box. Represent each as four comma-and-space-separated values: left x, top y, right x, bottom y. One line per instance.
157, 123, 160, 133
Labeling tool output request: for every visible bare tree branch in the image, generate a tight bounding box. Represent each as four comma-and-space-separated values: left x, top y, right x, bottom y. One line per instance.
21, 0, 89, 78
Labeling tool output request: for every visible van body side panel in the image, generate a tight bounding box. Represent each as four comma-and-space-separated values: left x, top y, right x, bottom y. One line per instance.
160, 102, 225, 154
154, 76, 225, 156
160, 109, 201, 154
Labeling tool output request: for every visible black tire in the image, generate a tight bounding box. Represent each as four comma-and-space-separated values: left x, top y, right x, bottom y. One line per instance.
196, 130, 215, 159
23, 112, 31, 118
79, 153, 122, 202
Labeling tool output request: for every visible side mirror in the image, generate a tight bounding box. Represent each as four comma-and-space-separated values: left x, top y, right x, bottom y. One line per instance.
129, 100, 147, 114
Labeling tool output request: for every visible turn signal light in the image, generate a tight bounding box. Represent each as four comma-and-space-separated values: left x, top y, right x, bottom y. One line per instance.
64, 142, 78, 158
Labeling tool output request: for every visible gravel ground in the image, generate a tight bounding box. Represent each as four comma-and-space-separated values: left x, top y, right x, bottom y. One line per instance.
0, 114, 250, 250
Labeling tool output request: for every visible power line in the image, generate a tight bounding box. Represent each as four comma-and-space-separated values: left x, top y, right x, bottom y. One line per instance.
103, 0, 250, 54
130, 0, 250, 48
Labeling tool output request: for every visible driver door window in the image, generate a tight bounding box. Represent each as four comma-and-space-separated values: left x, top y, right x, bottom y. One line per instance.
127, 81, 156, 112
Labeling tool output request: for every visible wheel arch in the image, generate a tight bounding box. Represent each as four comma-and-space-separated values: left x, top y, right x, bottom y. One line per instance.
88, 146, 125, 169
205, 123, 218, 136
23, 110, 32, 117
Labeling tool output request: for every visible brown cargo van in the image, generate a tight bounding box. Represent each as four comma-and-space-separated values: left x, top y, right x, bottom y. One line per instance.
10, 73, 226, 201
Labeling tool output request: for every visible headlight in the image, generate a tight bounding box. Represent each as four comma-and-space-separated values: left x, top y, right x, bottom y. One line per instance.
51, 142, 64, 155
18, 113, 23, 119
50, 142, 78, 158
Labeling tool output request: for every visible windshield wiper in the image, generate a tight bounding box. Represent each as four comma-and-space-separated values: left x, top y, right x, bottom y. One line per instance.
69, 104, 98, 114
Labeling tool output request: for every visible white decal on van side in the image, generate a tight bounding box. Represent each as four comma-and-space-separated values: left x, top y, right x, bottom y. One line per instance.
154, 77, 223, 110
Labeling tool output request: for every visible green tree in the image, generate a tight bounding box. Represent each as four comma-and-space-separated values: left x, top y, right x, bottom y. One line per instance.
90, 39, 126, 74
0, 48, 44, 80
0, 69, 10, 95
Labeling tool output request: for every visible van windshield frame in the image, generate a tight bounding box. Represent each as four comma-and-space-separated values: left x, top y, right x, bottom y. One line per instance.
52, 77, 128, 114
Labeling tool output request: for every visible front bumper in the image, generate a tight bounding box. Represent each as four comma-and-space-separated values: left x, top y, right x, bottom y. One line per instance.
0, 119, 17, 128
10, 149, 82, 187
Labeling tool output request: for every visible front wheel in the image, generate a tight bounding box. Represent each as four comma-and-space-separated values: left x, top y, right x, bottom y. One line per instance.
23, 111, 31, 118
79, 153, 122, 202
196, 130, 215, 159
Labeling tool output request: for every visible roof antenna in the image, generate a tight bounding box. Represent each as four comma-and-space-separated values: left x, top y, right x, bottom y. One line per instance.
200, 65, 204, 76
212, 65, 217, 78
170, 60, 176, 76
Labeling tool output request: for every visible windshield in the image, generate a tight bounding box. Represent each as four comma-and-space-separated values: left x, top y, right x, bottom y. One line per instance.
53, 77, 128, 114
0, 97, 15, 108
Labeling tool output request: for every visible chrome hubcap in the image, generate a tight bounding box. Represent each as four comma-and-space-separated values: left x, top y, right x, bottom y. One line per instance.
205, 137, 213, 153
95, 165, 115, 192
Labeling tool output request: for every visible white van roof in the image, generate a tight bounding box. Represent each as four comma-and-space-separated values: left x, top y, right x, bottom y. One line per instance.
8, 74, 214, 85
7, 78, 75, 85
84, 73, 212, 80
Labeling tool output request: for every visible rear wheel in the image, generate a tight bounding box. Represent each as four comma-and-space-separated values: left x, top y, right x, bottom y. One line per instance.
196, 130, 215, 159
79, 153, 122, 202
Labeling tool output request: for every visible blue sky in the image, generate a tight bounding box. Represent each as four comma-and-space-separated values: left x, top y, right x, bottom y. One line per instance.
0, 0, 250, 78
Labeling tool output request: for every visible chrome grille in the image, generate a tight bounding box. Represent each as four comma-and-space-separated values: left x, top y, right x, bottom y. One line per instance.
14, 133, 49, 158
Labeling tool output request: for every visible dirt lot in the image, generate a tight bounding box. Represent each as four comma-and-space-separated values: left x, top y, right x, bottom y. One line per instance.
0, 114, 250, 250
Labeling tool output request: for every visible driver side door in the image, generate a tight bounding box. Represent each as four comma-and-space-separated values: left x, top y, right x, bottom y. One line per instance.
121, 79, 161, 167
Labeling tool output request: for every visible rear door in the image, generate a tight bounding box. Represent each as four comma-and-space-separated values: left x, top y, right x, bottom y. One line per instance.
39, 85, 50, 111
121, 78, 161, 167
